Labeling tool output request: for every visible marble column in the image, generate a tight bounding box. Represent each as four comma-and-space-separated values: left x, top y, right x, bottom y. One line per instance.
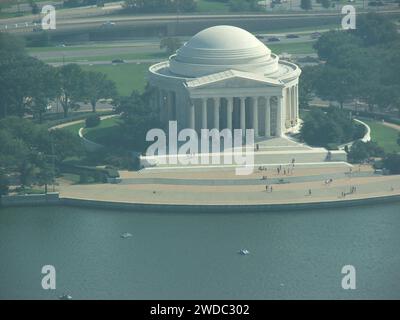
276, 96, 283, 137
253, 97, 259, 138
167, 91, 174, 121
189, 101, 195, 130
240, 97, 246, 134
226, 97, 233, 132
265, 96, 271, 138
294, 84, 299, 123
213, 97, 220, 130
201, 98, 207, 129
291, 86, 295, 125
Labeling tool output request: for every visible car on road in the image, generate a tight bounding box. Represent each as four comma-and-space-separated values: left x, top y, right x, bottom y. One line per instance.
267, 37, 280, 42
255, 35, 264, 40
102, 21, 116, 27
286, 34, 300, 39
112, 59, 125, 64
310, 32, 322, 39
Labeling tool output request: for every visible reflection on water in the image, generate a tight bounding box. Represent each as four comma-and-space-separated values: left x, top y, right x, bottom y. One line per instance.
0, 203, 399, 299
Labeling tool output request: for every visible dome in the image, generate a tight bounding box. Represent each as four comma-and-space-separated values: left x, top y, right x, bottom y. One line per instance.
169, 25, 279, 78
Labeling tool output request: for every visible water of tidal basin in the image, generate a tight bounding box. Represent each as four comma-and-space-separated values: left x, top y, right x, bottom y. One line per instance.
0, 203, 399, 299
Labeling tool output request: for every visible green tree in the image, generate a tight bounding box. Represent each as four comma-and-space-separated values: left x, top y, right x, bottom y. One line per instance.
314, 66, 358, 109
0, 172, 9, 196
300, 0, 312, 10
160, 37, 182, 55
298, 66, 318, 109
83, 71, 117, 112
116, 90, 161, 151
348, 140, 384, 163
321, 0, 330, 8
383, 154, 400, 174
352, 13, 398, 46
58, 64, 85, 118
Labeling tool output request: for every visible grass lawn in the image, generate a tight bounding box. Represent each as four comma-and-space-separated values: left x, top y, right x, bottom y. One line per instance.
83, 116, 121, 145
81, 63, 151, 96
41, 52, 167, 63
363, 120, 400, 154
196, 0, 230, 12
62, 121, 85, 136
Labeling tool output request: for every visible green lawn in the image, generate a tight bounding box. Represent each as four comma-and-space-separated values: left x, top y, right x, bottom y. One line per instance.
41, 52, 167, 63
83, 116, 121, 144
363, 120, 400, 154
84, 116, 123, 148
196, 0, 230, 12
81, 63, 151, 96
62, 121, 85, 136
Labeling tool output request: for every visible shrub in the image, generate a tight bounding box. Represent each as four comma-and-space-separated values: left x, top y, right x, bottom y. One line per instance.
0, 174, 9, 196
383, 153, 400, 174
348, 140, 385, 163
85, 115, 100, 128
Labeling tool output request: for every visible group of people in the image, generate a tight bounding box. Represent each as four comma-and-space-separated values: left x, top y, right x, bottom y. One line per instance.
341, 186, 357, 198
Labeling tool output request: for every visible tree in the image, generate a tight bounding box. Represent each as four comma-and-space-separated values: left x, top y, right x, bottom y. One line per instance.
313, 31, 360, 62
58, 64, 85, 118
383, 154, 400, 174
116, 90, 161, 151
0, 173, 9, 196
83, 71, 117, 112
314, 66, 358, 109
300, 107, 363, 147
347, 140, 384, 163
298, 66, 318, 109
300, 0, 312, 10
160, 37, 182, 55
321, 0, 330, 9
352, 13, 398, 46
229, 0, 260, 11
0, 117, 84, 189
36, 153, 55, 194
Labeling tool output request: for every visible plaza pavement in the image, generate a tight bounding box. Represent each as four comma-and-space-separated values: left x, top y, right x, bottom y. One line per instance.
58, 164, 400, 206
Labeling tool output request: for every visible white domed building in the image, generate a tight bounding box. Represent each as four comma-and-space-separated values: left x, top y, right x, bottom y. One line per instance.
148, 25, 301, 138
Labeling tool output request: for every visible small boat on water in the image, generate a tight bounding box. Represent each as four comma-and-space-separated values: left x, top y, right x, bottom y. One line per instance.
120, 232, 133, 239
238, 249, 250, 255
59, 294, 72, 300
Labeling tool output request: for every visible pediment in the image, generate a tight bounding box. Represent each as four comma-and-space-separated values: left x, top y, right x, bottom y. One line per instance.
185, 69, 283, 91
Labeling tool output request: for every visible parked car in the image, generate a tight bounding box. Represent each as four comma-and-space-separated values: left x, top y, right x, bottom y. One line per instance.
267, 37, 280, 42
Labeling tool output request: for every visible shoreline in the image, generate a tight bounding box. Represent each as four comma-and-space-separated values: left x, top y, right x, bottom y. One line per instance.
1, 192, 400, 213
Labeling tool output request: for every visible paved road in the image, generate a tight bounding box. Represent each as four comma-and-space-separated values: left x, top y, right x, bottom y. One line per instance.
3, 8, 400, 34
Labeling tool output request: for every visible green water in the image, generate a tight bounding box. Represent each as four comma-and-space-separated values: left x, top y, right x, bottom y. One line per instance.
0, 203, 399, 299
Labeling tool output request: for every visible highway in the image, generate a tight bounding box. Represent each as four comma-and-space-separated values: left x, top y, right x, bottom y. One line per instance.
2, 7, 400, 34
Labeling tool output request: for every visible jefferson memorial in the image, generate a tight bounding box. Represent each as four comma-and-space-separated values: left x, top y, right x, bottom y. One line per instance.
148, 25, 301, 138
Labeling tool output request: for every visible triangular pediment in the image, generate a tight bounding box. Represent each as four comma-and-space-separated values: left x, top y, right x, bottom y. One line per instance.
185, 69, 283, 90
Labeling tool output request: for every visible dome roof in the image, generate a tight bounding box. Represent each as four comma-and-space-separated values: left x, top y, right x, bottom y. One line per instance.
169, 25, 279, 78
181, 25, 269, 52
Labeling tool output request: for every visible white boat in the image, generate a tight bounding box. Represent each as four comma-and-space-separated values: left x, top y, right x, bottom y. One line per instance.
120, 232, 133, 239
239, 249, 250, 255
